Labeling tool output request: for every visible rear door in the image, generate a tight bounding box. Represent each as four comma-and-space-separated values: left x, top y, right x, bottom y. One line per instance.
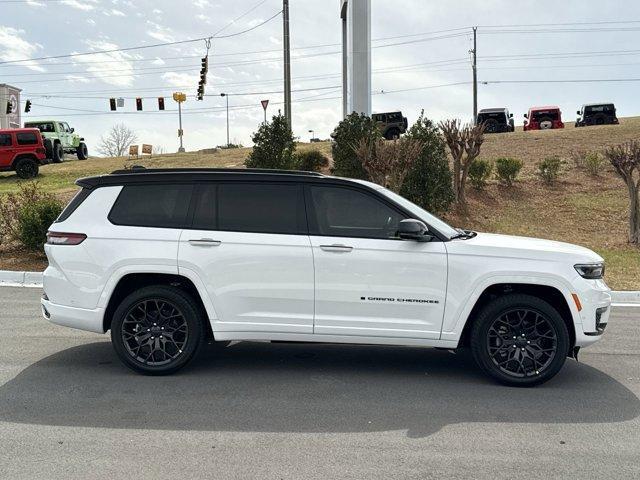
0, 133, 13, 166
178, 181, 315, 334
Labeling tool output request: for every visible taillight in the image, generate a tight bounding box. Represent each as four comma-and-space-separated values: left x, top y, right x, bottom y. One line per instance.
46, 231, 87, 245
36, 147, 45, 154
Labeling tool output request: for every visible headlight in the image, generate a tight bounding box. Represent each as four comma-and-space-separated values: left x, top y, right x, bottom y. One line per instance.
574, 263, 605, 279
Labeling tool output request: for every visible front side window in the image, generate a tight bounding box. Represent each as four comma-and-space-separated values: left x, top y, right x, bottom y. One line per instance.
16, 132, 38, 145
216, 183, 305, 234
309, 186, 404, 239
0, 134, 11, 147
109, 184, 193, 228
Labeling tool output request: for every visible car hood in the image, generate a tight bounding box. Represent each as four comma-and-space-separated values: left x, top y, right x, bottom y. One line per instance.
449, 232, 603, 264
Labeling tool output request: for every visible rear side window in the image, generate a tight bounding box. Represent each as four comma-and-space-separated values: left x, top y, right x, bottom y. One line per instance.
109, 184, 193, 228
0, 134, 11, 147
16, 132, 38, 145
55, 188, 92, 223
210, 183, 305, 234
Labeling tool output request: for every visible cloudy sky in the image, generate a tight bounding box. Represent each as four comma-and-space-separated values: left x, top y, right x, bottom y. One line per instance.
2, 0, 640, 153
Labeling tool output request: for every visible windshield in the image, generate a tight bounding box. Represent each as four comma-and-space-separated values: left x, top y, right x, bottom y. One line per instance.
376, 187, 460, 239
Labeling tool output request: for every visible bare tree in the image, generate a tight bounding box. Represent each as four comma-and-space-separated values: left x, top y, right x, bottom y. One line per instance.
438, 119, 485, 209
354, 137, 423, 192
97, 124, 138, 157
605, 140, 640, 244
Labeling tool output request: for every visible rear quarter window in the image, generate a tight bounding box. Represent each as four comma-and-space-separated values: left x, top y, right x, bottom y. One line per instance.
109, 184, 193, 228
16, 132, 38, 145
0, 134, 11, 147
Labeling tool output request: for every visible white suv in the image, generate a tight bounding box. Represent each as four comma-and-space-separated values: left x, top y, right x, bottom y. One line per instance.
42, 168, 611, 386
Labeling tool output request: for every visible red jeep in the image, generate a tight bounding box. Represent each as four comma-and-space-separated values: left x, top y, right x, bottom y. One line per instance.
523, 106, 564, 131
0, 128, 49, 179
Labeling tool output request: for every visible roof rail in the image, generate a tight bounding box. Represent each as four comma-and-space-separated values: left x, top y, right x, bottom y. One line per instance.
109, 167, 325, 177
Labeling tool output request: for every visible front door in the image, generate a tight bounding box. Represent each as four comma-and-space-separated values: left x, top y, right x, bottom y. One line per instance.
178, 182, 314, 334
306, 185, 448, 340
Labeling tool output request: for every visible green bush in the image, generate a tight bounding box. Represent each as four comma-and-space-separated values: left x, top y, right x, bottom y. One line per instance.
400, 111, 454, 214
294, 150, 330, 172
18, 199, 63, 250
495, 157, 523, 186
468, 159, 494, 190
537, 156, 564, 185
584, 151, 605, 176
245, 114, 296, 169
0, 182, 63, 251
330, 112, 381, 179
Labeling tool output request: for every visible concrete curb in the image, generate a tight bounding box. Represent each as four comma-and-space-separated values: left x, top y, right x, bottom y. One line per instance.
0, 271, 639, 306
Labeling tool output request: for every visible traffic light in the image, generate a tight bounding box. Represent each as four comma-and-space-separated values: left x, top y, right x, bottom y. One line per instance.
158, 97, 165, 111
136, 98, 143, 111
24, 100, 31, 113
109, 98, 117, 111
197, 55, 208, 101
6, 101, 12, 114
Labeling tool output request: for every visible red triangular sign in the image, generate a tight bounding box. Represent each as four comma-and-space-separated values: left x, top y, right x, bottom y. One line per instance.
261, 99, 269, 110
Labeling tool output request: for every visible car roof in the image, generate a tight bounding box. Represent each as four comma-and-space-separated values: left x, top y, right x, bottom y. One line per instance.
528, 106, 560, 111
478, 108, 508, 113
76, 168, 371, 190
0, 128, 41, 134
582, 103, 615, 107
24, 120, 58, 123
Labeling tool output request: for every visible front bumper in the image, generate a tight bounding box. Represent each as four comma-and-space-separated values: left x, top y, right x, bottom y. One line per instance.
571, 277, 611, 348
41, 297, 105, 334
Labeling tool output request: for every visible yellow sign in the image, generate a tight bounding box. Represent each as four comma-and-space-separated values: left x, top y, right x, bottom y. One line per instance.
172, 92, 187, 103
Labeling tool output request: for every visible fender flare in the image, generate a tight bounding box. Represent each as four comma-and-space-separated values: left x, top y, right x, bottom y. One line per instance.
440, 273, 580, 342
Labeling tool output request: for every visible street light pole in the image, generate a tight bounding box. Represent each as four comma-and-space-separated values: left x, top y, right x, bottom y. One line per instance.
172, 91, 187, 153
221, 93, 229, 147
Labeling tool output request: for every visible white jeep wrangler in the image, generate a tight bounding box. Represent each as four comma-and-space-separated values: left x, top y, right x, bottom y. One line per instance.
42, 168, 610, 386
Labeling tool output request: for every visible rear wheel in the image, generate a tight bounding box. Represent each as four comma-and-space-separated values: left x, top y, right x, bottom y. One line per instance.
110, 286, 205, 375
384, 128, 401, 140
14, 157, 39, 179
76, 142, 88, 160
52, 143, 64, 163
470, 294, 570, 387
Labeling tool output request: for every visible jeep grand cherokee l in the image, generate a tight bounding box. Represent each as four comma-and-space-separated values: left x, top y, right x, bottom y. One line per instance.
42, 168, 611, 386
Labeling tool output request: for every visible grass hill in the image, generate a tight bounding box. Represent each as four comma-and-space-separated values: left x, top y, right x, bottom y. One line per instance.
0, 119, 638, 289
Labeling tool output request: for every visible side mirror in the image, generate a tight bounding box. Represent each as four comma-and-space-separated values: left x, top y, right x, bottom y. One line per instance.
509, 113, 513, 118
397, 219, 433, 242
524, 113, 528, 119
576, 110, 581, 115
70, 128, 75, 133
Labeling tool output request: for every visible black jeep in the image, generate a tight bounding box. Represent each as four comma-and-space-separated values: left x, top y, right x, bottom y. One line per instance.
576, 103, 619, 127
477, 108, 515, 133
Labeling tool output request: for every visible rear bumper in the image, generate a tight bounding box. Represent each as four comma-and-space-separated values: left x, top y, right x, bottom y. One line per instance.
41, 297, 105, 334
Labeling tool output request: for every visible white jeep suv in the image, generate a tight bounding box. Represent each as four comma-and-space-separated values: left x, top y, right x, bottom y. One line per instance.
42, 168, 611, 386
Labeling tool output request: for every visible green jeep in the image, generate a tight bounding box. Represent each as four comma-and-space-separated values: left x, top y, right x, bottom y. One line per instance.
23, 120, 88, 162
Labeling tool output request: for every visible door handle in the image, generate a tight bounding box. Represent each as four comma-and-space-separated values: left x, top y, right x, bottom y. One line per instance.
320, 244, 353, 253
188, 238, 221, 247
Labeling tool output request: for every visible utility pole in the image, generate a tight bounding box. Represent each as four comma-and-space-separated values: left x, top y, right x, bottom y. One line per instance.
283, 0, 292, 129
472, 26, 478, 124
221, 93, 229, 147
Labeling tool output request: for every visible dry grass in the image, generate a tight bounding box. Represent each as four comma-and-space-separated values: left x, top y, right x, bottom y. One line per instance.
0, 124, 638, 289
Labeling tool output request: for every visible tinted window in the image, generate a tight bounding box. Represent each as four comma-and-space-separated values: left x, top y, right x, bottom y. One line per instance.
216, 183, 304, 234
56, 188, 92, 223
109, 184, 193, 228
192, 184, 218, 230
532, 110, 559, 121
25, 122, 54, 133
16, 132, 38, 145
0, 134, 11, 147
309, 186, 404, 239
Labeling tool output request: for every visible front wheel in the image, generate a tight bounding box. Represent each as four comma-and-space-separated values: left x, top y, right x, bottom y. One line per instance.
76, 142, 88, 160
110, 286, 205, 375
470, 294, 570, 387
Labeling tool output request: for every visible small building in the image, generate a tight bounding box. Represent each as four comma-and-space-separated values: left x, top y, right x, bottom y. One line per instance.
0, 84, 22, 129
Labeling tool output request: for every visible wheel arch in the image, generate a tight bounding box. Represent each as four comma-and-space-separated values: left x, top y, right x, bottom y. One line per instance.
457, 283, 576, 351
102, 272, 216, 340
11, 153, 38, 168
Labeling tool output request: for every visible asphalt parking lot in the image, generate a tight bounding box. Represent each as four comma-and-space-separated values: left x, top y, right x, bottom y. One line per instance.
0, 286, 638, 479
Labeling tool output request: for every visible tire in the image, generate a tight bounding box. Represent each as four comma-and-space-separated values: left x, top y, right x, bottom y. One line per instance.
483, 119, 499, 133
538, 117, 553, 130
110, 285, 205, 375
384, 128, 400, 140
14, 157, 39, 179
43, 138, 54, 159
76, 142, 88, 160
52, 143, 64, 163
470, 294, 570, 387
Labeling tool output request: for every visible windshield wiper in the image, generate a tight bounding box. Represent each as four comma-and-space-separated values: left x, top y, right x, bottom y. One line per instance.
450, 228, 477, 240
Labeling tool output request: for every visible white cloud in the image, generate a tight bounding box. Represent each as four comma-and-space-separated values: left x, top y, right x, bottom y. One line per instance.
74, 39, 135, 87
110, 9, 125, 17
193, 0, 211, 8
162, 71, 199, 88
146, 21, 174, 43
0, 26, 45, 71
61, 0, 99, 11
